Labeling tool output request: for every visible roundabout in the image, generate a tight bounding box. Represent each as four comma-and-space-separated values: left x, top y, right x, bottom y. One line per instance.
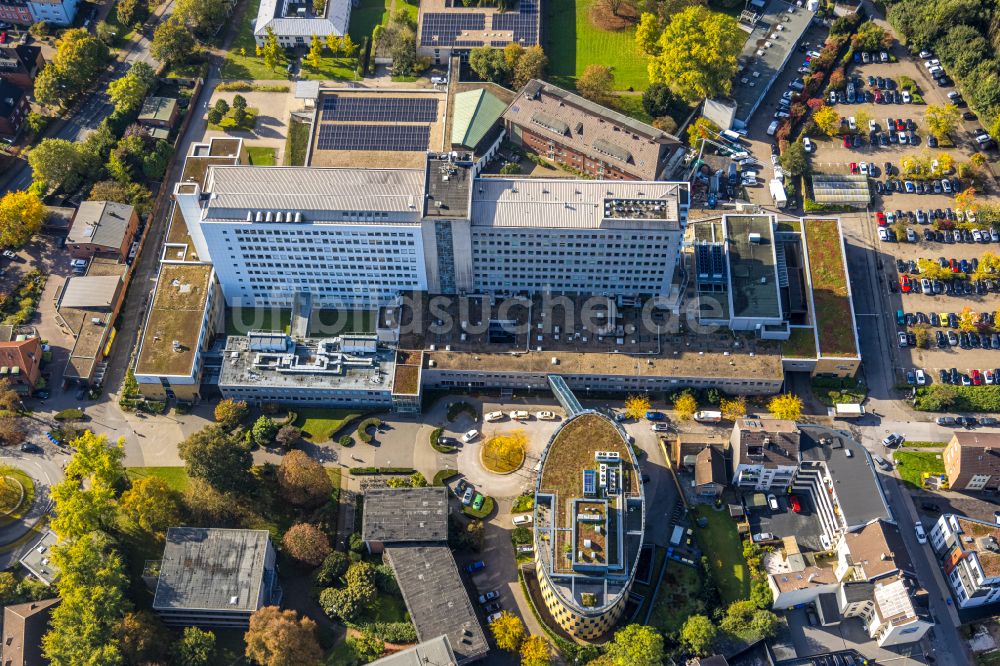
0, 468, 33, 527
480, 430, 528, 475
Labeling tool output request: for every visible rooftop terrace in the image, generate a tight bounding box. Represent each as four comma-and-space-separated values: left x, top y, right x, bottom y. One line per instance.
135, 264, 213, 377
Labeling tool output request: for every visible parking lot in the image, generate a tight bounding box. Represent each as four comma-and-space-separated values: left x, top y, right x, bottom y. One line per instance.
746, 491, 825, 552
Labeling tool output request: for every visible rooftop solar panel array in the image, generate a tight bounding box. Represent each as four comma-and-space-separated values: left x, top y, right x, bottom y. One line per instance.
420, 12, 486, 47
321, 96, 440, 123
316, 124, 431, 152
492, 0, 539, 45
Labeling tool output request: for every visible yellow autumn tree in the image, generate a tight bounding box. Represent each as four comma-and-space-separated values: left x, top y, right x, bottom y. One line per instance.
519, 635, 550, 666
482, 430, 527, 473
813, 105, 840, 137
767, 394, 803, 421
624, 394, 651, 420
674, 392, 697, 421
720, 396, 747, 421
489, 611, 524, 652
958, 307, 978, 333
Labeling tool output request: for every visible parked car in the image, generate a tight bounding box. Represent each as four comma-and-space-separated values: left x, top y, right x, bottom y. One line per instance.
651, 423, 670, 432
485, 411, 505, 422
466, 560, 486, 574
535, 411, 557, 420
767, 494, 779, 511
882, 433, 904, 447
478, 590, 500, 604
455, 479, 468, 497
462, 487, 475, 505
512, 514, 533, 526
19, 443, 40, 453
462, 429, 480, 442
914, 523, 927, 544
873, 455, 893, 471
752, 532, 774, 542
789, 496, 802, 513
472, 493, 485, 511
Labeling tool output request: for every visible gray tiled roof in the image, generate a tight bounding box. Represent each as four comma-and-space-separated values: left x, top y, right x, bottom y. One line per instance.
362, 486, 449, 544
254, 0, 350, 37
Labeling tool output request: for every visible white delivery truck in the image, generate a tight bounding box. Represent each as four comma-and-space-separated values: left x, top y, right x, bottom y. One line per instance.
834, 403, 866, 418
770, 179, 787, 208
693, 410, 723, 423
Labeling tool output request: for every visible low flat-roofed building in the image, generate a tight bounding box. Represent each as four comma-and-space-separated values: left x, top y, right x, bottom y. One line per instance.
19, 531, 59, 585
369, 635, 457, 666
730, 418, 800, 490
152, 527, 281, 627
138, 96, 179, 130
943, 431, 1000, 492
1, 598, 59, 666
929, 514, 1000, 608
362, 486, 449, 553
503, 79, 682, 181
67, 201, 139, 261
0, 324, 41, 395
810, 174, 870, 207
384, 545, 488, 664
218, 332, 397, 409
709, 0, 814, 129
57, 262, 129, 385
450, 87, 507, 154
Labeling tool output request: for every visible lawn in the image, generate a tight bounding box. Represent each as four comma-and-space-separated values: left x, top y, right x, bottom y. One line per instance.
285, 118, 310, 166
247, 146, 277, 165
226, 307, 291, 335
222, 0, 290, 81
348, 0, 390, 42
0, 470, 35, 528
902, 441, 948, 448
648, 562, 704, 634
209, 108, 259, 132
294, 408, 363, 442
299, 57, 360, 82
126, 467, 191, 492
544, 0, 650, 91
803, 218, 858, 358
894, 451, 946, 488
693, 504, 751, 604
782, 327, 817, 359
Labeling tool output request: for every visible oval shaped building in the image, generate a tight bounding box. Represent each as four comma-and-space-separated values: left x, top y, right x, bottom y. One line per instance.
532, 411, 646, 640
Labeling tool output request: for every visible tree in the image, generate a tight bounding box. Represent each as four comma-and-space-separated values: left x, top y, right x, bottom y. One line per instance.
214, 398, 248, 427
0, 190, 45, 249
178, 424, 253, 493
319, 586, 363, 622
720, 396, 747, 421
0, 418, 25, 447
176, 0, 228, 36
687, 116, 719, 149
207, 107, 223, 125
641, 82, 674, 119
278, 450, 333, 506
306, 34, 322, 69
0, 380, 20, 414
34, 29, 109, 106
340, 34, 357, 56
108, 61, 157, 114
780, 141, 810, 176
117, 0, 147, 27
577, 64, 615, 104
32, 65, 67, 108
347, 631, 384, 662
520, 635, 550, 666
674, 392, 697, 420
282, 523, 331, 566
50, 431, 125, 540
854, 109, 871, 134
313, 551, 350, 587
720, 600, 780, 642
252, 415, 279, 446
257, 27, 282, 71
852, 21, 891, 52
174, 627, 216, 666
120, 476, 180, 533
89, 180, 153, 215
120, 610, 170, 666
489, 611, 524, 652
958, 306, 978, 333
767, 393, 803, 421
813, 105, 841, 136
512, 45, 548, 89
244, 607, 323, 666
648, 6, 743, 102
681, 614, 717, 656
925, 103, 961, 139
503, 42, 524, 69
635, 12, 662, 55
912, 324, 931, 349
213, 98, 230, 116
43, 532, 129, 665
955, 187, 977, 211
275, 425, 302, 448
623, 394, 651, 420
344, 561, 377, 602
604, 624, 664, 666
325, 34, 343, 55
28, 139, 92, 192
151, 17, 195, 66
469, 47, 510, 84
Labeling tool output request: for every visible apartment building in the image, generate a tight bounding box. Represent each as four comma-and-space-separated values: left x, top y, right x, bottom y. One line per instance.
27, 0, 77, 24
929, 514, 1000, 609
0, 79, 29, 142
730, 418, 800, 490
502, 80, 683, 181
942, 432, 1000, 492
255, 0, 349, 47
0, 44, 44, 88
0, 0, 32, 25
0, 325, 40, 395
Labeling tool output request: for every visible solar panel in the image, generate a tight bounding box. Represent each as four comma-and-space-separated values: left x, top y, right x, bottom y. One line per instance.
321, 96, 439, 123
583, 469, 596, 496
316, 124, 431, 152
420, 12, 486, 47
491, 0, 539, 45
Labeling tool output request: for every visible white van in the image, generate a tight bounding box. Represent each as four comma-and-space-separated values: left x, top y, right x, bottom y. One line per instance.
767, 120, 779, 136
509, 410, 530, 420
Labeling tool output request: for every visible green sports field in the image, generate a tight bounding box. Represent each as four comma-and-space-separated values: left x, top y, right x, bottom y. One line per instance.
544, 0, 650, 91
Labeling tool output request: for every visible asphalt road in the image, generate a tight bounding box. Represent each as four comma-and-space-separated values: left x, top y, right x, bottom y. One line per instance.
2, 0, 177, 196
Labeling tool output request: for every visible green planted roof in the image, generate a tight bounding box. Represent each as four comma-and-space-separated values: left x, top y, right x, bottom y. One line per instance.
451, 89, 507, 150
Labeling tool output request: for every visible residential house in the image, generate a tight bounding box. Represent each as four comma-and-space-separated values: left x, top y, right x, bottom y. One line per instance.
0, 0, 31, 25
1, 598, 60, 666
943, 432, 1000, 492
695, 446, 727, 497
27, 0, 78, 25
730, 418, 800, 490
66, 201, 139, 261
0, 325, 41, 395
502, 79, 682, 181
929, 514, 1000, 609
138, 96, 179, 139
0, 43, 44, 88
0, 78, 29, 142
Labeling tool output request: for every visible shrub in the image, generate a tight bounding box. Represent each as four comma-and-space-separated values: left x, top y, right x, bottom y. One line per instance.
446, 401, 477, 422
512, 493, 534, 513
348, 532, 364, 553
360, 622, 416, 643
338, 435, 354, 447
348, 467, 416, 476
313, 551, 350, 588
430, 427, 456, 453
356, 418, 381, 443
463, 495, 495, 519
511, 526, 532, 546
54, 408, 85, 421
374, 564, 399, 595
433, 469, 458, 486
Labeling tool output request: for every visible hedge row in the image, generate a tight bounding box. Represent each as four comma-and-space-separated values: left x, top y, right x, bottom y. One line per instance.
358, 621, 416, 644
356, 418, 382, 443
349, 467, 416, 476
913, 385, 1000, 412
430, 427, 456, 453
433, 469, 458, 486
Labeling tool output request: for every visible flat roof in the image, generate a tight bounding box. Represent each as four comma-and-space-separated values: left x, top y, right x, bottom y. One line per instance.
153, 528, 271, 613
384, 546, 489, 664
67, 201, 134, 249
369, 636, 456, 666
731, 0, 815, 122
163, 205, 199, 262
138, 97, 178, 123
725, 214, 781, 320
18, 531, 59, 585
949, 516, 1000, 578
811, 173, 870, 205
362, 487, 449, 544
734, 418, 800, 469
417, 0, 540, 49
799, 426, 892, 528
135, 263, 213, 377
802, 218, 858, 358
59, 275, 122, 309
